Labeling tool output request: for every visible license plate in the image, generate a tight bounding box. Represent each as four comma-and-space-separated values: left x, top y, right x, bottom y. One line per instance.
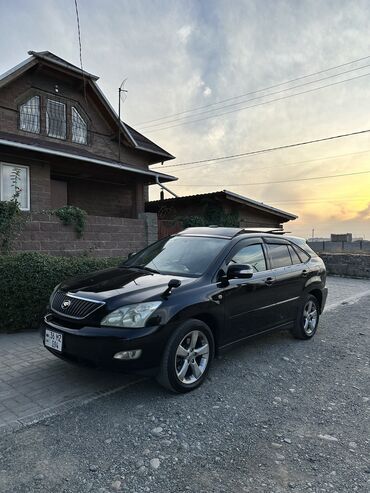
45, 329, 63, 352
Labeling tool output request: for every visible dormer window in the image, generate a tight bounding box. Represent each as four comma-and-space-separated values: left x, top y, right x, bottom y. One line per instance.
72, 107, 87, 144
46, 99, 66, 139
19, 96, 40, 134
18, 94, 88, 145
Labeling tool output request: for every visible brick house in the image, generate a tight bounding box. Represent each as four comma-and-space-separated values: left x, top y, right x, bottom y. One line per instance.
146, 190, 297, 238
0, 50, 176, 256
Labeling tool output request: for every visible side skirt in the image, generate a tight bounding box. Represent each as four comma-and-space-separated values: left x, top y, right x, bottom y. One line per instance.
217, 321, 293, 355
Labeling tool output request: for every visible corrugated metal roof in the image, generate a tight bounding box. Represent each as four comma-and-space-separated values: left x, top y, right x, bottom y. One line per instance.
146, 189, 297, 221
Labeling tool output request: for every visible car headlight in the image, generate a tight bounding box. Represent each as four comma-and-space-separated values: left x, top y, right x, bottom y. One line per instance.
101, 301, 162, 328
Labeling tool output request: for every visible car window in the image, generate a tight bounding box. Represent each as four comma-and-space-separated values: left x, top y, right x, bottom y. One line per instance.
267, 244, 293, 269
228, 244, 267, 272
123, 235, 229, 277
288, 245, 302, 264
295, 246, 310, 262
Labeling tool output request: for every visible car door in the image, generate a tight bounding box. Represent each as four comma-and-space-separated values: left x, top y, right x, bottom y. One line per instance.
263, 239, 308, 325
221, 238, 277, 345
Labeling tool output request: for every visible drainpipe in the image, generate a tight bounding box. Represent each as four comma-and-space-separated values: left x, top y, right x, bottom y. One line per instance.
155, 175, 178, 198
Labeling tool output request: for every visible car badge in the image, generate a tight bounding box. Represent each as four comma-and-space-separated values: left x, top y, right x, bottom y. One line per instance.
61, 299, 71, 309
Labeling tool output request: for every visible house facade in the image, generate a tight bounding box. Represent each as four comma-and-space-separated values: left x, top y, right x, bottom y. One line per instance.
146, 190, 297, 238
0, 51, 176, 256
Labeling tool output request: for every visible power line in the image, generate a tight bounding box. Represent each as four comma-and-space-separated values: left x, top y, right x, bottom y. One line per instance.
143, 71, 370, 133
170, 148, 370, 173
154, 128, 370, 169
135, 54, 370, 126
171, 169, 370, 187
74, 0, 87, 102
139, 63, 370, 130
269, 196, 369, 205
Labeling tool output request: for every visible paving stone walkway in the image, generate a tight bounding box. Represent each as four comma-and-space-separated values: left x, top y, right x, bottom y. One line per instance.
1, 276, 369, 431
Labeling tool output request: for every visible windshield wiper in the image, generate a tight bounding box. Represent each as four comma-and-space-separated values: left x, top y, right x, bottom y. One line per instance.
128, 265, 160, 274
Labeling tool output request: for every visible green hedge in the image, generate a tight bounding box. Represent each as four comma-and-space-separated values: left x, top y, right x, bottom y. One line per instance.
0, 252, 122, 333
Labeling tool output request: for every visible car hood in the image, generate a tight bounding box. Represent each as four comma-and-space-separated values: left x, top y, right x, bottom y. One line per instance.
59, 267, 195, 304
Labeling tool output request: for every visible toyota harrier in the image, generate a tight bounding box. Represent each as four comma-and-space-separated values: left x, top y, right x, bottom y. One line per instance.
41, 227, 328, 393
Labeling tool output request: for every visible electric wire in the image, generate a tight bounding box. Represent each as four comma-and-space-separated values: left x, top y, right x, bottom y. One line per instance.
153, 128, 370, 169
135, 54, 370, 126
170, 149, 370, 173
170, 169, 370, 187
138, 63, 370, 130
143, 71, 370, 133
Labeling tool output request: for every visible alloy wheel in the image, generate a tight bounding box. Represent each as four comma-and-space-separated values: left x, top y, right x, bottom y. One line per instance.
175, 330, 210, 384
303, 300, 318, 335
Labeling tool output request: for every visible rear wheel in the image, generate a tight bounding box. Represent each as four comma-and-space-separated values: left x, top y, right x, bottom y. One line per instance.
157, 319, 214, 393
291, 294, 319, 339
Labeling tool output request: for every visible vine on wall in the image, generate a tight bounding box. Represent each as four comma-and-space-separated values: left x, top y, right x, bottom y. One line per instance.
54, 205, 87, 238
177, 201, 240, 228
0, 168, 26, 254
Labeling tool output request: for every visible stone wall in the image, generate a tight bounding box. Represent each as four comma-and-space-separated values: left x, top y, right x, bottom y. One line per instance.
309, 241, 370, 255
320, 253, 370, 279
13, 213, 157, 257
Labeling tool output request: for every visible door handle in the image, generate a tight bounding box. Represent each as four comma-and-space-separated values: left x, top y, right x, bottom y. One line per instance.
301, 270, 308, 278
265, 277, 275, 286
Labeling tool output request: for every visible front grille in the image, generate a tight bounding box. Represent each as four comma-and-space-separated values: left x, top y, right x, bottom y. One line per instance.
51, 291, 105, 319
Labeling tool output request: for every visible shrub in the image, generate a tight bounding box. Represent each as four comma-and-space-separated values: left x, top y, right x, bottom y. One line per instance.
54, 205, 87, 238
0, 252, 122, 333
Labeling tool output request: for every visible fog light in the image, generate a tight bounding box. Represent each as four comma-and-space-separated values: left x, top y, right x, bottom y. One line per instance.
113, 349, 142, 360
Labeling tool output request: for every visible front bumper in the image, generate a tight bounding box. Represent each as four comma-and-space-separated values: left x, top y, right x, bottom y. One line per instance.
40, 315, 170, 372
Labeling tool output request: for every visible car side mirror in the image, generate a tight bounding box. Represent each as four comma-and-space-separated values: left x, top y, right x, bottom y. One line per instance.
227, 263, 254, 279
128, 252, 136, 258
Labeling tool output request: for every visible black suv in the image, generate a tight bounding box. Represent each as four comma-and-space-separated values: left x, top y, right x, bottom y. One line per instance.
41, 227, 328, 393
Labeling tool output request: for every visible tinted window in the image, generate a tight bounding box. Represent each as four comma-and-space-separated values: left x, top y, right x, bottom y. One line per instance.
267, 244, 293, 269
229, 244, 266, 272
296, 247, 310, 262
288, 245, 302, 264
123, 236, 228, 277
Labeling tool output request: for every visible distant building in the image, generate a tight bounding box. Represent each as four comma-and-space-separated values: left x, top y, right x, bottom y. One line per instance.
146, 189, 297, 239
331, 233, 353, 243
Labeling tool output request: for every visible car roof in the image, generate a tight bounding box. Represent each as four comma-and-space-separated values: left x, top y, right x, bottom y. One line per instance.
177, 226, 295, 240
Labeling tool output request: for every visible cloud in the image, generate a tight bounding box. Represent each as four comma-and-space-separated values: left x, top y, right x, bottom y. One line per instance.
178, 24, 194, 44
355, 202, 370, 220
0, 0, 369, 237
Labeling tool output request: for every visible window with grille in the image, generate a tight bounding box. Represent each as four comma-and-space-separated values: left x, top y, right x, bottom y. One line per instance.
0, 163, 30, 211
19, 96, 40, 134
46, 99, 66, 139
72, 107, 87, 144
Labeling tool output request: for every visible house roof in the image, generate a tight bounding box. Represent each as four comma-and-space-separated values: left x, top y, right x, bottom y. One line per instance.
146, 189, 297, 221
0, 51, 175, 163
0, 131, 177, 184
28, 50, 100, 81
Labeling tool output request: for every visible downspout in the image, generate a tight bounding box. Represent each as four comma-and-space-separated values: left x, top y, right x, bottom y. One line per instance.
155, 175, 178, 198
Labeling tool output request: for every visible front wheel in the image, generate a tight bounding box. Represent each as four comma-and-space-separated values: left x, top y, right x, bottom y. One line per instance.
291, 294, 320, 340
157, 319, 214, 393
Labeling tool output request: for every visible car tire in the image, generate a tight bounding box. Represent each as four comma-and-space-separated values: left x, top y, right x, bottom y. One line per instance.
291, 294, 320, 340
156, 319, 215, 393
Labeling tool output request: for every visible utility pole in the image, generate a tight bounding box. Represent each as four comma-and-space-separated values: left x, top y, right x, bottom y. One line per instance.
311, 228, 315, 240
118, 79, 128, 163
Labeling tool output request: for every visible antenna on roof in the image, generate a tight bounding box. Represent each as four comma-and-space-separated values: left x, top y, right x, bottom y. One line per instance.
118, 78, 128, 163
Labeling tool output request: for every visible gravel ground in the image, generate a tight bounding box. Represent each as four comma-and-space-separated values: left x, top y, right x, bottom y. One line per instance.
0, 296, 369, 493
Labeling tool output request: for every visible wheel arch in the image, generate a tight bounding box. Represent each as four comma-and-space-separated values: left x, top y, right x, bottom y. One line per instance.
189, 312, 221, 355
307, 288, 323, 312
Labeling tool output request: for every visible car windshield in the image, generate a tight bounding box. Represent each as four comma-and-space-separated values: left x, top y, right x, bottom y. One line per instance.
122, 235, 229, 277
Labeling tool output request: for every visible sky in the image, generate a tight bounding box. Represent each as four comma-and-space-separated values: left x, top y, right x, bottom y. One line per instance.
0, 0, 370, 239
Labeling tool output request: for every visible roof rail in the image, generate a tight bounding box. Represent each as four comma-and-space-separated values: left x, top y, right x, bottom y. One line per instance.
239, 227, 288, 235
